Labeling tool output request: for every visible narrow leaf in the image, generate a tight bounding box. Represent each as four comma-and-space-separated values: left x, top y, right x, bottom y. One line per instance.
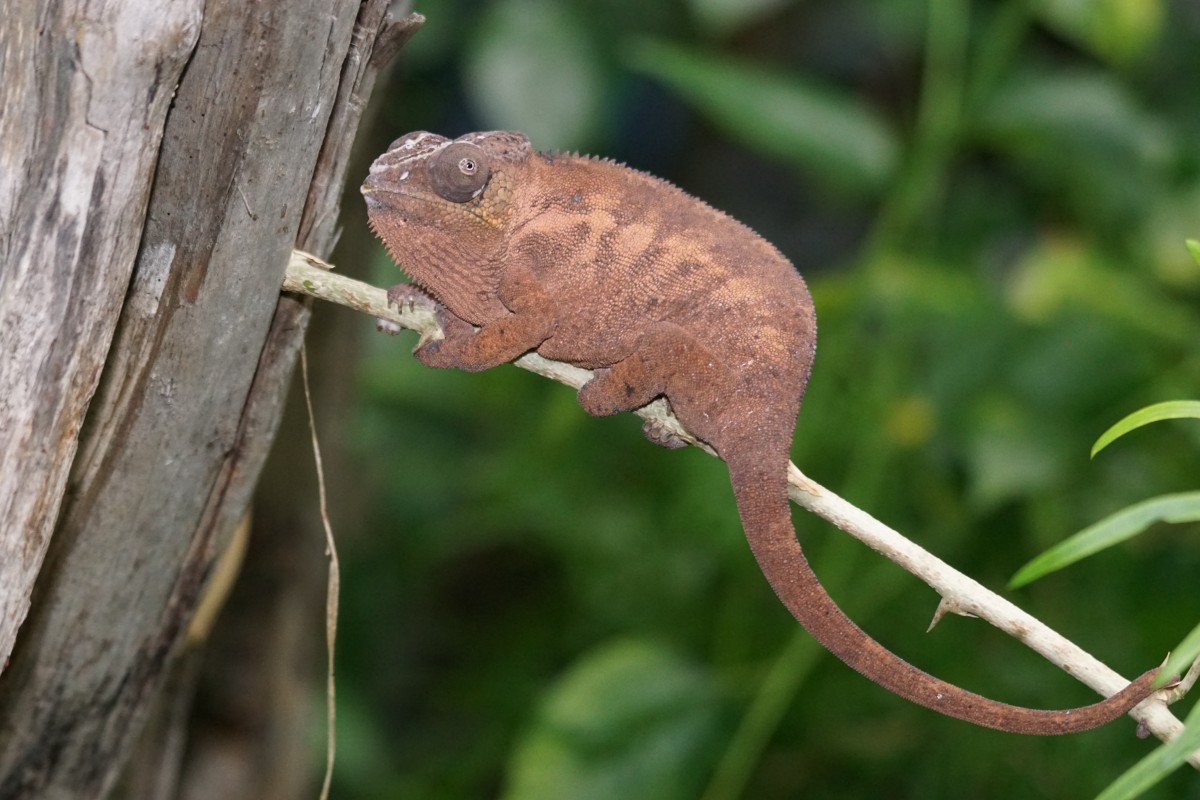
464, 0, 604, 149
1091, 400, 1200, 457
1161, 618, 1200, 689
503, 640, 723, 800
1031, 0, 1164, 66
625, 39, 898, 193
979, 69, 1171, 166
1009, 492, 1200, 588
1094, 697, 1200, 800
688, 0, 791, 35
1188, 238, 1200, 266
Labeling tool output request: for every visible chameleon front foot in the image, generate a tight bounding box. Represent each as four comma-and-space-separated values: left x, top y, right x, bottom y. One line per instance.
375, 284, 439, 335
381, 283, 469, 365
386, 282, 437, 312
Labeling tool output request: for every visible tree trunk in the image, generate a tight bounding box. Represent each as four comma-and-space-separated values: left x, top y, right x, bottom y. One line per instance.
0, 1, 419, 796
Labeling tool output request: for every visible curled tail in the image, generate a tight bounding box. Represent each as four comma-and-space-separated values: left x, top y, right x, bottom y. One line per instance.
729, 453, 1159, 734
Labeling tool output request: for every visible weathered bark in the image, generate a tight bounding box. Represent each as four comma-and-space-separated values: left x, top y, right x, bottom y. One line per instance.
156, 106, 407, 800
0, 1, 419, 796
0, 0, 201, 674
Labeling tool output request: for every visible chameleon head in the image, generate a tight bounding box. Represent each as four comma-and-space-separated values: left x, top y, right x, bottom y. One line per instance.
363, 132, 490, 204
362, 132, 531, 319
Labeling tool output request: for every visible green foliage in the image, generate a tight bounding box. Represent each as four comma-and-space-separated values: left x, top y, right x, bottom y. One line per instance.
1096, 697, 1200, 800
1010, 365, 1200, 795
337, 0, 1200, 797
464, 0, 605, 148
1030, 0, 1163, 65
1092, 400, 1200, 457
1163, 620, 1200, 695
502, 639, 727, 800
625, 39, 899, 194
1009, 491, 1200, 588
686, 0, 793, 36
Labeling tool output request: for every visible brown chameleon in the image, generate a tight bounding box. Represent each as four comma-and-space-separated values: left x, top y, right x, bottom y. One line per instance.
362, 130, 1161, 734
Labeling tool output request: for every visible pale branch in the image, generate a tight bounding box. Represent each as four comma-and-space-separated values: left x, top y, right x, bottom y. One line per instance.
284, 249, 1194, 756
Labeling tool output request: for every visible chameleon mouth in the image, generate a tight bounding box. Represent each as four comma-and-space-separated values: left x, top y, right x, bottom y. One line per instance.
361, 184, 383, 207
360, 179, 421, 215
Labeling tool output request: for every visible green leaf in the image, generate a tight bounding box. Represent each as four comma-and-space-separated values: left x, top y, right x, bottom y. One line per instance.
1006, 236, 1198, 343
1032, 0, 1164, 66
502, 640, 724, 800
1091, 400, 1200, 457
1188, 238, 1200, 266
464, 0, 605, 149
979, 69, 1171, 167
687, 0, 792, 35
966, 403, 1070, 510
1009, 492, 1200, 588
625, 39, 899, 194
977, 70, 1173, 226
1094, 695, 1200, 800
1160, 618, 1200, 689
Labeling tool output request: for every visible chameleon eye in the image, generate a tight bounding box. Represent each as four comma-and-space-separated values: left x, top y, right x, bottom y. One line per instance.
429, 142, 490, 202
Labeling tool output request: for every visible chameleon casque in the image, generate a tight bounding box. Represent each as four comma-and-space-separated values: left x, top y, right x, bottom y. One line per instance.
362, 130, 1160, 734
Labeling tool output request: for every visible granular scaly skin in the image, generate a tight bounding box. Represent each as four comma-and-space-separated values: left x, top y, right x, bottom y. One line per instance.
363, 130, 1159, 734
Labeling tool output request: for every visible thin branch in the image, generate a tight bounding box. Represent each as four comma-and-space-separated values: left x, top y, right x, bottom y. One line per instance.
284, 249, 1193, 758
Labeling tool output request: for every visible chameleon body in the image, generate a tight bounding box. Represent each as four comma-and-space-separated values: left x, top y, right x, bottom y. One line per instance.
363, 130, 1158, 733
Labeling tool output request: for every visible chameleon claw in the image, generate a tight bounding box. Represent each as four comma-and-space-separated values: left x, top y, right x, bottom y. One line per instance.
386, 282, 436, 312
641, 418, 688, 450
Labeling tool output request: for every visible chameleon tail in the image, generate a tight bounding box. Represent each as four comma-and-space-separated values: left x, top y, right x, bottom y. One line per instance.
727, 452, 1160, 735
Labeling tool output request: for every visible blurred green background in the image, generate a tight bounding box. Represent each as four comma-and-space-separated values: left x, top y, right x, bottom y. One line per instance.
324, 0, 1200, 796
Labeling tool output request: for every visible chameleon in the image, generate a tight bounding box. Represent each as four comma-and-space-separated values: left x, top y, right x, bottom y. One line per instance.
362, 130, 1161, 734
